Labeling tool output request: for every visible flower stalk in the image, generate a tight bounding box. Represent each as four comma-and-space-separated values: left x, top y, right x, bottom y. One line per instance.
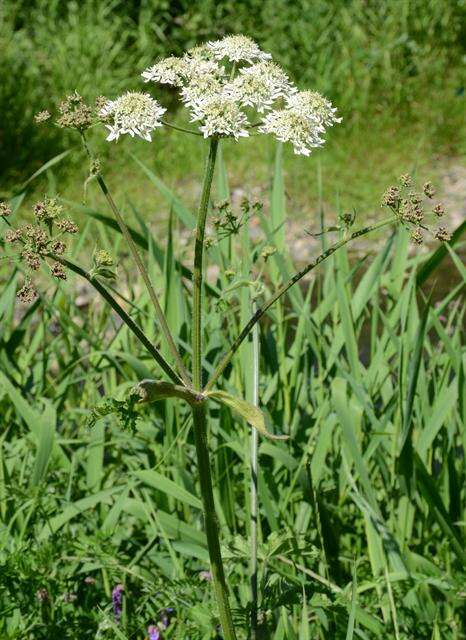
81, 134, 191, 386
191, 137, 237, 639
205, 215, 397, 391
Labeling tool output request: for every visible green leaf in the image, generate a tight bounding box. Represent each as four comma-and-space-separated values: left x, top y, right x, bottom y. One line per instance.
135, 469, 202, 509
130, 153, 196, 229
207, 390, 288, 440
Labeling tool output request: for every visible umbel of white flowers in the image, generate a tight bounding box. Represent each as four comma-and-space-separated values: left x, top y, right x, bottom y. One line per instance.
100, 34, 341, 155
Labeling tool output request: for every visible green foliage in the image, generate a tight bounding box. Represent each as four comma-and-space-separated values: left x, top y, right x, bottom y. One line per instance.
0, 145, 465, 637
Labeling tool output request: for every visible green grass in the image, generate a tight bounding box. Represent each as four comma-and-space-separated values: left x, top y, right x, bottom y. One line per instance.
0, 145, 465, 638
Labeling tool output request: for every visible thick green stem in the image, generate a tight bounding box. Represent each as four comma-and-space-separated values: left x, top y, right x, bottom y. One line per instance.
205, 216, 397, 391
191, 138, 236, 638
192, 138, 218, 389
192, 402, 237, 640
250, 300, 259, 639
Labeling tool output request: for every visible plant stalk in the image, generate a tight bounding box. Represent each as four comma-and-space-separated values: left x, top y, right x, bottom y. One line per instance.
192, 138, 218, 389
57, 256, 182, 385
192, 402, 237, 640
205, 216, 397, 391
191, 138, 236, 638
81, 134, 191, 386
250, 300, 259, 640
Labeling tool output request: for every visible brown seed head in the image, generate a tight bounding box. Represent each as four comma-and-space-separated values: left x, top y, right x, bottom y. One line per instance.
0, 201, 12, 217
51, 263, 67, 280
423, 181, 435, 198
435, 226, 450, 242
410, 228, 423, 245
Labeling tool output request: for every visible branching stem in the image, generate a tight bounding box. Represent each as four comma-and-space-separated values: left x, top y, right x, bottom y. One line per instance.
81, 133, 191, 386
205, 216, 397, 391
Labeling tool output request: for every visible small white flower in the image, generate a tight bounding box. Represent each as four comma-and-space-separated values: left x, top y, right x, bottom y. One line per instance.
259, 109, 325, 156
285, 90, 342, 127
141, 56, 188, 87
180, 76, 225, 109
225, 61, 296, 112
189, 94, 250, 139
100, 92, 166, 142
207, 35, 271, 63
182, 56, 226, 83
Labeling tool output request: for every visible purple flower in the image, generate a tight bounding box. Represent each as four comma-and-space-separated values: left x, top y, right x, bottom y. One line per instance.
160, 607, 175, 629
199, 570, 212, 581
148, 625, 160, 640
112, 584, 124, 622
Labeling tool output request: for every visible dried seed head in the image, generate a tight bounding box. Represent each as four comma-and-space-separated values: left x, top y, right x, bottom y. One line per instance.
56, 219, 78, 234
94, 95, 109, 112
399, 173, 412, 187
51, 240, 66, 255
51, 262, 67, 280
34, 110, 51, 124
435, 226, 450, 242
34, 197, 63, 223
57, 92, 93, 131
18, 280, 38, 303
0, 201, 12, 217
22, 250, 41, 271
381, 186, 400, 208
400, 199, 423, 224
433, 203, 445, 217
408, 192, 422, 205
4, 229, 22, 243
410, 228, 423, 245
423, 181, 435, 198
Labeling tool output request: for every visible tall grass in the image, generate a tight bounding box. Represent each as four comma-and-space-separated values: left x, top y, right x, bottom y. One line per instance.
0, 147, 464, 638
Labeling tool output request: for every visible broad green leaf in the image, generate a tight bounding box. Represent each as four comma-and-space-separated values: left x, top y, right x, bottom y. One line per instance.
207, 390, 288, 440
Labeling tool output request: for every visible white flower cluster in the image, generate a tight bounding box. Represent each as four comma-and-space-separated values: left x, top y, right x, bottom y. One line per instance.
103, 35, 341, 154
100, 92, 166, 142
207, 35, 271, 63
190, 95, 249, 139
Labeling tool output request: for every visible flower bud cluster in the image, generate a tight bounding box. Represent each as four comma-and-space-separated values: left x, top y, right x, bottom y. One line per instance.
2, 198, 79, 301
381, 175, 449, 245
212, 198, 262, 240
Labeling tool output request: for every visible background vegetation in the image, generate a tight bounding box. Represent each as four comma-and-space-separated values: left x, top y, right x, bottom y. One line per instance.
0, 1, 465, 638
1, 0, 465, 213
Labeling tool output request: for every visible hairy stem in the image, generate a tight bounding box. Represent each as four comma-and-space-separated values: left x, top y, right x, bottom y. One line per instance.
161, 120, 203, 136
192, 138, 218, 389
191, 138, 236, 638
57, 256, 182, 385
81, 134, 191, 386
205, 216, 397, 391
250, 300, 259, 640
192, 402, 237, 640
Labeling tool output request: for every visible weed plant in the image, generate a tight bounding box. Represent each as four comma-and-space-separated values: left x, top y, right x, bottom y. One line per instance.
0, 34, 465, 640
